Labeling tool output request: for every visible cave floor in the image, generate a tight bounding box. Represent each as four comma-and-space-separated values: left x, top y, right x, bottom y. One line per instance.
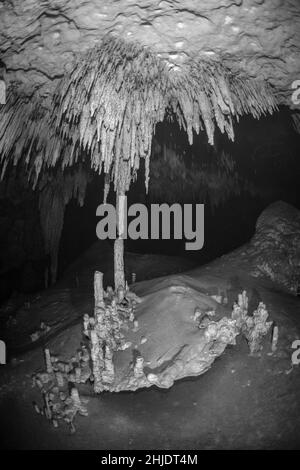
0, 246, 300, 449
1, 333, 300, 449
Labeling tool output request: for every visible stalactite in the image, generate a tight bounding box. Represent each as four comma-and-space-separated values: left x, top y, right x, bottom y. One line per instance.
39, 178, 65, 284
103, 173, 110, 204
38, 166, 90, 285
94, 271, 104, 309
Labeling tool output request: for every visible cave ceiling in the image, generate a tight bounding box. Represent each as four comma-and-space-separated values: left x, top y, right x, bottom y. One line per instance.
0, 0, 299, 107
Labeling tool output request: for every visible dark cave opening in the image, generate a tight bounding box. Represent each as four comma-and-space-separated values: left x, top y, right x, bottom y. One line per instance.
0, 106, 299, 303
59, 105, 300, 274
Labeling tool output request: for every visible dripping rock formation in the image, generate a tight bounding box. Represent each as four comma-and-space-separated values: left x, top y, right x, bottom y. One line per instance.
0, 0, 299, 106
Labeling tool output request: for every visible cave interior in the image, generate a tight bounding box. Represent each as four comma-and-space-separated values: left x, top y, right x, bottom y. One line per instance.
0, 0, 299, 451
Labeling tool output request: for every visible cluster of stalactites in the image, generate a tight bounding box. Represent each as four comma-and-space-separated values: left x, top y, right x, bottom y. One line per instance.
32, 347, 90, 433
0, 36, 277, 197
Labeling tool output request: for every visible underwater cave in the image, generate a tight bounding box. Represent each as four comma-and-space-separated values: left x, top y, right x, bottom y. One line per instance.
0, 0, 299, 453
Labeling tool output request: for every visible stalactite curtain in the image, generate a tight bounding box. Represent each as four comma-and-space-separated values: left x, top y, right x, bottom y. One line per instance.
0, 35, 277, 195
0, 35, 278, 277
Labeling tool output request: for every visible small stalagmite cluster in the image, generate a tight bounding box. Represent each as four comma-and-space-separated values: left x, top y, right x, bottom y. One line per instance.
84, 271, 141, 393
194, 289, 274, 357
231, 290, 274, 355
31, 270, 142, 431
32, 345, 90, 433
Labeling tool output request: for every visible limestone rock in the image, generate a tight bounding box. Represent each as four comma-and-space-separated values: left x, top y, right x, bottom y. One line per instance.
250, 201, 300, 294
0, 0, 299, 105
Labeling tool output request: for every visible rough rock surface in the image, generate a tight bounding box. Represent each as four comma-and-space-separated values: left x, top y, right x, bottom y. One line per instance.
1, 201, 298, 393
0, 176, 45, 300
217, 201, 300, 294
0, 0, 299, 104
0, 245, 197, 353
98, 201, 299, 392
250, 201, 300, 293
1, 201, 300, 448
15, 201, 300, 395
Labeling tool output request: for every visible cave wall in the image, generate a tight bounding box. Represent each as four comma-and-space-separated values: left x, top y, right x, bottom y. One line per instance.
0, 176, 46, 301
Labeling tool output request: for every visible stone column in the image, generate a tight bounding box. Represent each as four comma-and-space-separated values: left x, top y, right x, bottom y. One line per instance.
114, 188, 126, 290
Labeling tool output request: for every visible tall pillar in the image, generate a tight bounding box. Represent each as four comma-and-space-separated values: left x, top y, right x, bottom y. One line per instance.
114, 188, 126, 290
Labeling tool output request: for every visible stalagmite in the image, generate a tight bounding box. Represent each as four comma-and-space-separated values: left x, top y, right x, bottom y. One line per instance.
0, 35, 277, 197
238, 290, 248, 314
134, 356, 145, 378
33, 345, 91, 432
55, 371, 64, 387
83, 313, 90, 337
33, 402, 41, 415
105, 286, 114, 301
271, 325, 279, 352
90, 329, 103, 393
129, 309, 135, 322
75, 367, 81, 383
114, 187, 126, 291
114, 237, 125, 291
103, 174, 110, 204
44, 349, 53, 374
102, 346, 115, 384
79, 268, 143, 393
94, 271, 104, 310
232, 296, 273, 355
70, 388, 81, 408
